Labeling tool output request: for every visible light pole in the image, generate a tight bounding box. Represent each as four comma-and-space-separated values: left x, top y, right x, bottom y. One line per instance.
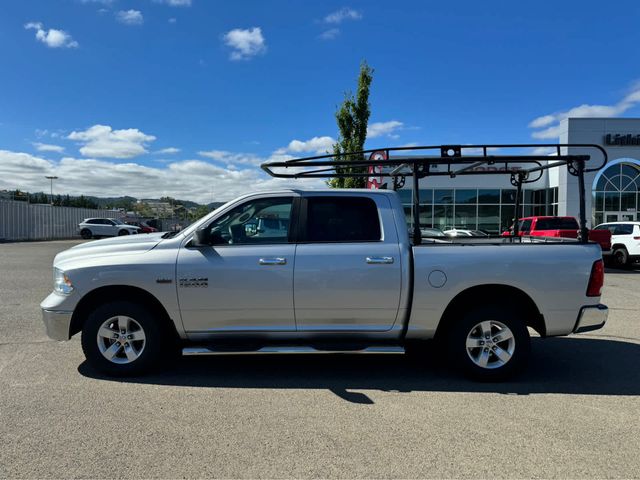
45, 175, 58, 205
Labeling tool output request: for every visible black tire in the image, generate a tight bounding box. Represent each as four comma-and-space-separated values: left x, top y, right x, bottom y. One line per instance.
446, 305, 531, 381
80, 228, 92, 240
118, 229, 130, 236
81, 300, 169, 376
611, 247, 629, 269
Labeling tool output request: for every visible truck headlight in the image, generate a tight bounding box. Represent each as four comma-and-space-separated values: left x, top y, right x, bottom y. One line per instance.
54, 268, 74, 295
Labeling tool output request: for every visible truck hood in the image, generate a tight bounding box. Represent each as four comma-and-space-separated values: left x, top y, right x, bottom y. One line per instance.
54, 232, 165, 267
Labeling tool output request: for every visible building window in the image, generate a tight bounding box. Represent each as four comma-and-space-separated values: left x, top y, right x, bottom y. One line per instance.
401, 185, 556, 235
593, 162, 640, 225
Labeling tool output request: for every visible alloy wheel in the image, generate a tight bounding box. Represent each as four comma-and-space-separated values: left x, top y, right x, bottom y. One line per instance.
96, 316, 146, 364
465, 320, 516, 369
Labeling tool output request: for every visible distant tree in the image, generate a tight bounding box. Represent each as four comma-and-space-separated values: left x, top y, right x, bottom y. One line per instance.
12, 189, 28, 202
189, 205, 210, 221
329, 60, 374, 189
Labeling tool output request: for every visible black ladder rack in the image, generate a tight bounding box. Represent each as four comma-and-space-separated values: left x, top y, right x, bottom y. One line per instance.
261, 143, 608, 245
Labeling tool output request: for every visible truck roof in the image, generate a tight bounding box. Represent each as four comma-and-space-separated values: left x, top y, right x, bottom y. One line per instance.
272, 188, 398, 194
520, 216, 575, 220
597, 221, 640, 225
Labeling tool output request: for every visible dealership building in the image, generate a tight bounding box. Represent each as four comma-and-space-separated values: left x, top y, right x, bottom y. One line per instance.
396, 118, 640, 233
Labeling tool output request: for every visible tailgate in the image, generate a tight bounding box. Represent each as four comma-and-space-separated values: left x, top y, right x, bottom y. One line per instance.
588, 229, 612, 250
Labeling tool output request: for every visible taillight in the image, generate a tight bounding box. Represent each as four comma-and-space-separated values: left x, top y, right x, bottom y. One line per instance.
634, 236, 640, 240
586, 259, 604, 297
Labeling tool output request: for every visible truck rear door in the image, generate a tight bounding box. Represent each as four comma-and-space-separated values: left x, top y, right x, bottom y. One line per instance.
293, 194, 403, 332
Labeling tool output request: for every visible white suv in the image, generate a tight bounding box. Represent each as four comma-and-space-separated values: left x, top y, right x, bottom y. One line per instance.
594, 222, 640, 268
78, 218, 140, 239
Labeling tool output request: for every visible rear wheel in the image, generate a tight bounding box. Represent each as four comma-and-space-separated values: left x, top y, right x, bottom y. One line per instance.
612, 247, 629, 268
80, 228, 92, 239
447, 306, 530, 381
81, 301, 167, 376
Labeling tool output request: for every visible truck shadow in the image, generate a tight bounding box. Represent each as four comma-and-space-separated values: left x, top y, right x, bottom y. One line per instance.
78, 337, 640, 403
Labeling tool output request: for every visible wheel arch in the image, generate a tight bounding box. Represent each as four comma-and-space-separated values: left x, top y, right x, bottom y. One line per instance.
611, 243, 628, 251
434, 284, 545, 340
70, 285, 178, 339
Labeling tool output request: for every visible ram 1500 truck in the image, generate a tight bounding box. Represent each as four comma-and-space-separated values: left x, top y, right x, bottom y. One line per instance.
41, 189, 608, 380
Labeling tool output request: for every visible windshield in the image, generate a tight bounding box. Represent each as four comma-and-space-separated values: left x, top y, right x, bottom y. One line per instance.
111, 219, 124, 225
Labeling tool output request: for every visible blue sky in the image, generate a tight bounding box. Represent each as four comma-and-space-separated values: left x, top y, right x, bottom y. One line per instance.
2, 0, 640, 202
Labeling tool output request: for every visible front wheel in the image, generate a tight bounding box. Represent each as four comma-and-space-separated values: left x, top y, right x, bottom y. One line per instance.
81, 301, 167, 376
447, 306, 530, 381
118, 229, 130, 236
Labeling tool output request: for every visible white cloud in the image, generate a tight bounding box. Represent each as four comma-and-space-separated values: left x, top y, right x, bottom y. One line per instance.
531, 146, 558, 156
168, 17, 177, 24
319, 28, 340, 40
67, 124, 156, 158
153, 0, 192, 5
80, 0, 115, 4
156, 147, 180, 154
198, 150, 265, 167
223, 27, 266, 61
33, 142, 65, 153
324, 7, 362, 24
0, 149, 323, 203
529, 85, 640, 139
367, 120, 404, 139
276, 136, 335, 155
25, 22, 78, 48
116, 10, 144, 25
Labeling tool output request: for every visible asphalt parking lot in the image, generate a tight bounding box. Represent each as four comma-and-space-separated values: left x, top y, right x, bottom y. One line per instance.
1, 240, 639, 479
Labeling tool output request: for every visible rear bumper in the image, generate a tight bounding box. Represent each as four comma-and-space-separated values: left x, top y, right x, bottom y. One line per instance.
573, 304, 608, 334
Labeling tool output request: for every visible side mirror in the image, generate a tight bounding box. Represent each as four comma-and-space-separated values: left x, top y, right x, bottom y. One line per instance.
193, 228, 210, 247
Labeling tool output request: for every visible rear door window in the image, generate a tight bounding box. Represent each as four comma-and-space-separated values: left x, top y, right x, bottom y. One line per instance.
535, 218, 579, 230
613, 224, 634, 235
304, 196, 381, 242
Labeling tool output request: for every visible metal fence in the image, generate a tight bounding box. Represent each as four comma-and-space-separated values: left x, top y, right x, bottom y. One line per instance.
0, 200, 125, 241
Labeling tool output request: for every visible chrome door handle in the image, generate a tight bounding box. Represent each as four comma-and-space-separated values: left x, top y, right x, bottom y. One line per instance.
366, 256, 394, 264
259, 257, 287, 265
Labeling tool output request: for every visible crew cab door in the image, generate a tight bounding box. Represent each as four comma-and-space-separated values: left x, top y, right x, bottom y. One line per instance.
293, 194, 403, 331
177, 195, 297, 333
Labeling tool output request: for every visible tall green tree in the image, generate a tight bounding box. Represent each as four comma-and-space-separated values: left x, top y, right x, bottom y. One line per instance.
329, 61, 374, 188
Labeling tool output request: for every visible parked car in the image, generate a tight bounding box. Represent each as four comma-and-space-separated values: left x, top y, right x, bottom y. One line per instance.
444, 229, 489, 237
43, 190, 607, 381
420, 227, 446, 237
78, 218, 140, 239
594, 221, 640, 268
503, 216, 611, 251
124, 221, 158, 234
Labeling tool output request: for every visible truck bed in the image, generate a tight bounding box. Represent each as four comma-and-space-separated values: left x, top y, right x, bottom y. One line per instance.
419, 235, 583, 245
407, 240, 603, 338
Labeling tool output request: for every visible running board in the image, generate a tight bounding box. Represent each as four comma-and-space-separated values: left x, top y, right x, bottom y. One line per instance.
182, 345, 405, 356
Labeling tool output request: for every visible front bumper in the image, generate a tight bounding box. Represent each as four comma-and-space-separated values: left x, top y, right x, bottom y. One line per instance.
573, 304, 608, 334
42, 309, 73, 341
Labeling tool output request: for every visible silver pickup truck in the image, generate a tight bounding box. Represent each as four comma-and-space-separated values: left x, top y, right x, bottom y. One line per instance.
41, 188, 608, 380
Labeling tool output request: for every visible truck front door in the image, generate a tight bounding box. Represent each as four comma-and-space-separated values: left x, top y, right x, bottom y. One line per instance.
293, 195, 403, 332
177, 195, 297, 333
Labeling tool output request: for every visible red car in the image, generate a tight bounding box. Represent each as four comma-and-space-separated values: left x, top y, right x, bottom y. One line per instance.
124, 221, 158, 234
503, 216, 611, 251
